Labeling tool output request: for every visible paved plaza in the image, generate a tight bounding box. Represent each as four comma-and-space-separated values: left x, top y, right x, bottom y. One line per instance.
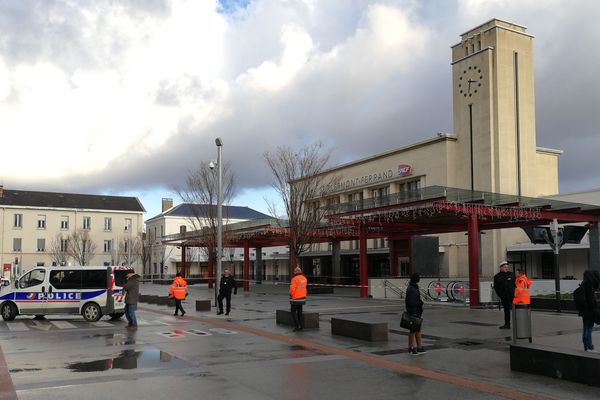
1, 282, 598, 400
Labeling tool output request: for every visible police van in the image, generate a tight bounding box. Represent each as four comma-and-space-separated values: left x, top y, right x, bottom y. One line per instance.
0, 265, 134, 322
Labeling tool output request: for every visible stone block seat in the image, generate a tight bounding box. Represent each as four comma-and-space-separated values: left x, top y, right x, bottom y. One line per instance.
307, 286, 334, 294
276, 310, 319, 329
331, 317, 388, 342
510, 343, 600, 387
196, 300, 212, 311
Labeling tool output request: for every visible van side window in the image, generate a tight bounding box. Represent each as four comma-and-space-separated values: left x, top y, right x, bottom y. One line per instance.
19, 269, 46, 289
50, 270, 82, 289
82, 270, 107, 289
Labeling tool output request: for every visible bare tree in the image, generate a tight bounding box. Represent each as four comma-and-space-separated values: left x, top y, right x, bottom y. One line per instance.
114, 234, 143, 267
175, 161, 235, 284
141, 231, 152, 277
67, 230, 97, 266
264, 142, 339, 273
48, 233, 70, 266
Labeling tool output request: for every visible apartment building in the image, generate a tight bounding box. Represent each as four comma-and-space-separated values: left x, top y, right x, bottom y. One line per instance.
0, 185, 145, 278
145, 198, 271, 278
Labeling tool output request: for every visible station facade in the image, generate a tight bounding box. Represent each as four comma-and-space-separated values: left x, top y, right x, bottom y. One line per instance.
299, 19, 561, 282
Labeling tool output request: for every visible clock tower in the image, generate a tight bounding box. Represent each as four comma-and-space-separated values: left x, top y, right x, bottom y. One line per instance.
451, 19, 548, 197
449, 19, 559, 276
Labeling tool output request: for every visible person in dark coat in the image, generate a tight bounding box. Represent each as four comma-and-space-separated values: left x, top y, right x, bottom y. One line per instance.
217, 268, 237, 315
493, 261, 515, 329
405, 273, 425, 355
122, 272, 140, 330
579, 269, 599, 351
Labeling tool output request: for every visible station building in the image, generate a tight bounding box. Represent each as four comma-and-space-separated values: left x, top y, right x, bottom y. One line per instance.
299, 19, 563, 282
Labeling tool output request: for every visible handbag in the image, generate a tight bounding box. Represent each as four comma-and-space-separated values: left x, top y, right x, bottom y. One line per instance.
400, 312, 423, 331
594, 308, 600, 325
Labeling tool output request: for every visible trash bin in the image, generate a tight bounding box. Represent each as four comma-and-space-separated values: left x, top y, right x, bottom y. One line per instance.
512, 304, 532, 343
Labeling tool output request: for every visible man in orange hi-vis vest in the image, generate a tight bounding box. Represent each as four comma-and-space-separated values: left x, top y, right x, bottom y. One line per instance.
513, 269, 532, 305
289, 267, 308, 332
169, 272, 188, 317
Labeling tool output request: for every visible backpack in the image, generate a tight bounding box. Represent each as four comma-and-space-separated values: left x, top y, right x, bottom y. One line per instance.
573, 285, 587, 311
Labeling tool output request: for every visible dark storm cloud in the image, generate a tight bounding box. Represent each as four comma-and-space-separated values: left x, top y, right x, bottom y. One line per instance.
2, 0, 600, 205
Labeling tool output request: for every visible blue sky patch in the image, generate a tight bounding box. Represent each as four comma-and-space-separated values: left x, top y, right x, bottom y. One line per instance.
218, 0, 251, 14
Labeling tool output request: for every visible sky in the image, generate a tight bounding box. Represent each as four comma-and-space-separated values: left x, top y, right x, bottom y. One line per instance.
1, 0, 599, 220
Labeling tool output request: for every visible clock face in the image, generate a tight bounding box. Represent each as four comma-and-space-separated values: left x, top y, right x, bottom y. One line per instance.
457, 66, 483, 98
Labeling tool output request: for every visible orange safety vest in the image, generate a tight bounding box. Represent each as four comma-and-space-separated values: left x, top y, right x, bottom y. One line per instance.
290, 274, 307, 300
513, 275, 532, 304
169, 276, 188, 300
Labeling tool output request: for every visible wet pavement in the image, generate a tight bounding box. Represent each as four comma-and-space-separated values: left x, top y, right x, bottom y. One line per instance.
0, 282, 598, 400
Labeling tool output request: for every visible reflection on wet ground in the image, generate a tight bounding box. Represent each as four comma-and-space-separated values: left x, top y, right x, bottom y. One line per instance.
66, 348, 191, 372
79, 332, 136, 345
9, 368, 42, 373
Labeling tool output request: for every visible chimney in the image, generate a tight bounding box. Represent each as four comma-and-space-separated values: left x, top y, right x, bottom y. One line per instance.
161, 198, 173, 212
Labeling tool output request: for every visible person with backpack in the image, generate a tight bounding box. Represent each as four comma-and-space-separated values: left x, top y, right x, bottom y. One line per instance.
577, 270, 599, 351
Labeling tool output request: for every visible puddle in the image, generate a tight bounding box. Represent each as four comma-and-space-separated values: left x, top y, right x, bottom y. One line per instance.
9, 368, 42, 373
66, 348, 190, 372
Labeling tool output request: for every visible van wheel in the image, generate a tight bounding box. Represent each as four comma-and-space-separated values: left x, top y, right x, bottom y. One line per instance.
109, 312, 124, 320
1, 302, 17, 321
82, 303, 102, 322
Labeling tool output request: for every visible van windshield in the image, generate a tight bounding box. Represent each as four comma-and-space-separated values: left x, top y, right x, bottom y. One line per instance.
114, 269, 134, 287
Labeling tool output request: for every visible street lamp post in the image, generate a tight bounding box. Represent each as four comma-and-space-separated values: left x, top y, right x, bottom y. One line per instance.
214, 138, 223, 308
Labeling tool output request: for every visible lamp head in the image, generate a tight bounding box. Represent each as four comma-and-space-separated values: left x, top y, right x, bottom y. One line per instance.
215, 137, 223, 147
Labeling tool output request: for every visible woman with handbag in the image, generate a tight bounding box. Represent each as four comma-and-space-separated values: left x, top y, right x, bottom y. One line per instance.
579, 269, 599, 351
405, 273, 426, 355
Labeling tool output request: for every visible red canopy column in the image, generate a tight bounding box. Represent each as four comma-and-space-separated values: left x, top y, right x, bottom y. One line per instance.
468, 213, 480, 307
359, 223, 368, 298
181, 245, 186, 278
389, 239, 398, 277
243, 241, 250, 292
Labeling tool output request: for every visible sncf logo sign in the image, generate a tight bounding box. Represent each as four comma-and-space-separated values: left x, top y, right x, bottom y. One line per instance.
398, 164, 413, 177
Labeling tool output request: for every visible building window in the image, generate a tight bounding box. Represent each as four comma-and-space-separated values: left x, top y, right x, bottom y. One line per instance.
13, 238, 22, 252
180, 225, 187, 234
350, 191, 363, 202
161, 225, 164, 237
83, 216, 91, 230
399, 180, 421, 194
326, 196, 340, 206
104, 217, 112, 231
37, 215, 46, 229
60, 239, 69, 252
125, 218, 132, 231
14, 214, 23, 228
123, 239, 129, 253
371, 187, 389, 206
104, 240, 112, 253
60, 216, 69, 230
37, 238, 46, 252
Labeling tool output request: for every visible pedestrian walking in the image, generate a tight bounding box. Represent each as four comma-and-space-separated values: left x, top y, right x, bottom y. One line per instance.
406, 273, 426, 355
493, 261, 515, 329
169, 272, 188, 317
513, 269, 532, 305
289, 267, 307, 332
217, 268, 237, 315
578, 270, 599, 351
122, 271, 140, 330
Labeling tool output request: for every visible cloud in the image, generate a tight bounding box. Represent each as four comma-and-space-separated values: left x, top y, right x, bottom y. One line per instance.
1, 0, 599, 204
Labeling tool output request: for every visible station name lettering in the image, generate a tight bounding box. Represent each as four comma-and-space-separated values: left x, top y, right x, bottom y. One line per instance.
319, 169, 394, 196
